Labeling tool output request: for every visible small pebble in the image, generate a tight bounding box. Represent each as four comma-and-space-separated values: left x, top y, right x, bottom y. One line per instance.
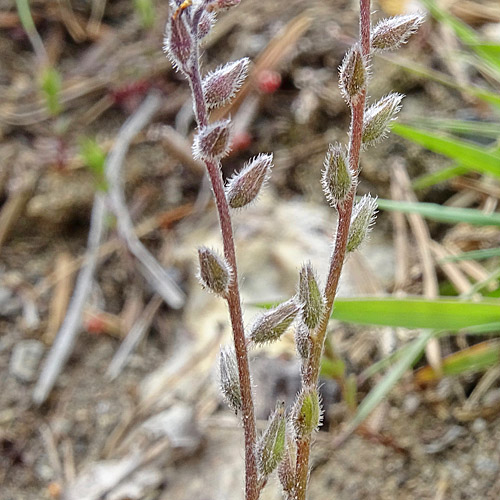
9, 340, 45, 382
474, 456, 499, 478
471, 418, 487, 434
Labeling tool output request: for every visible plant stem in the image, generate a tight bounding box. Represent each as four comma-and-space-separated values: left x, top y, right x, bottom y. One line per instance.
294, 0, 371, 497
187, 26, 259, 500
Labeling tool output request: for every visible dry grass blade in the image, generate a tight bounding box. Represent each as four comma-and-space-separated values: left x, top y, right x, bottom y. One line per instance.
391, 159, 442, 373
33, 92, 165, 405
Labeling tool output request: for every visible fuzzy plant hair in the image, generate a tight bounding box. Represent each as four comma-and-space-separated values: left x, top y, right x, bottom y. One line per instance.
163, 1, 424, 499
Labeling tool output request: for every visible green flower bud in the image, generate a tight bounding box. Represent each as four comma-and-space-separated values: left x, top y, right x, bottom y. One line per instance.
219, 345, 242, 413
294, 319, 311, 360
277, 428, 297, 494
197, 247, 232, 296
292, 386, 322, 438
339, 44, 367, 105
322, 143, 354, 205
362, 93, 403, 147
256, 401, 286, 476
297, 263, 324, 331
249, 299, 300, 345
346, 194, 378, 253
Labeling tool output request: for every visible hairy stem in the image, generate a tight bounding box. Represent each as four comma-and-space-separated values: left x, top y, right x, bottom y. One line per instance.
294, 0, 371, 497
187, 26, 259, 500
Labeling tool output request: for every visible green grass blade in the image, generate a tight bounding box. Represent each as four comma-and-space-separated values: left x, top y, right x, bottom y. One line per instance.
349, 330, 433, 430
405, 117, 500, 140
441, 248, 500, 262
379, 54, 500, 110
332, 297, 500, 330
375, 198, 500, 227
391, 123, 500, 179
412, 165, 469, 190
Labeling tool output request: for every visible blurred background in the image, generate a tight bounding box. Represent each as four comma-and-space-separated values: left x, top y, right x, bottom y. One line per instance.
1, 0, 500, 498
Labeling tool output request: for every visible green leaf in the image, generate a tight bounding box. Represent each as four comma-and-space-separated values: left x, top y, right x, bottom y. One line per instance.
40, 66, 62, 116
415, 340, 500, 384
375, 198, 500, 227
348, 330, 433, 430
440, 248, 500, 262
332, 297, 500, 330
79, 138, 108, 191
405, 117, 500, 140
391, 122, 500, 179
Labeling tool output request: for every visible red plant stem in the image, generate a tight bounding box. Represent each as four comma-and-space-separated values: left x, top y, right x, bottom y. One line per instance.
294, 1, 371, 498
187, 36, 259, 500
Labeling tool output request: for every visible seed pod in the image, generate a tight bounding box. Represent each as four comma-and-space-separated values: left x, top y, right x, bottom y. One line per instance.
219, 345, 242, 412
256, 401, 286, 476
371, 14, 425, 52
362, 93, 403, 147
249, 299, 300, 345
278, 428, 297, 494
225, 153, 273, 208
197, 247, 232, 296
339, 45, 367, 105
292, 386, 322, 438
346, 194, 378, 253
193, 119, 232, 161
163, 3, 193, 73
203, 58, 249, 109
294, 319, 311, 360
322, 143, 354, 206
297, 263, 324, 331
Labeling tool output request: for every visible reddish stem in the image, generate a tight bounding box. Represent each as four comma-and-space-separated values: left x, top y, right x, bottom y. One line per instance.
294, 1, 371, 498
187, 25, 259, 500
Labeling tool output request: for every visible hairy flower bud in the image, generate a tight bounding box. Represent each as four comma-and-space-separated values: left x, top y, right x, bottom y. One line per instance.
362, 93, 403, 147
371, 14, 425, 52
197, 10, 216, 39
278, 429, 296, 494
203, 58, 250, 109
225, 153, 273, 208
339, 45, 367, 105
197, 247, 232, 296
292, 386, 322, 438
346, 194, 378, 253
249, 299, 300, 345
163, 4, 193, 73
322, 143, 354, 206
193, 119, 232, 161
219, 345, 242, 413
256, 401, 286, 476
297, 263, 324, 331
294, 319, 311, 360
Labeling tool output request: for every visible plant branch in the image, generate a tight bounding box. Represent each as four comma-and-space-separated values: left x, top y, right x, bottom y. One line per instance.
186, 20, 259, 500
294, 0, 371, 497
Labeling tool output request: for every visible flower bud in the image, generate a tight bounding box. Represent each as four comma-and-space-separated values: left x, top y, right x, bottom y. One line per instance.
193, 119, 232, 161
322, 143, 354, 206
371, 14, 425, 52
346, 194, 378, 253
297, 263, 324, 331
163, 4, 193, 73
278, 429, 296, 494
249, 299, 300, 345
226, 153, 273, 208
197, 246, 232, 296
292, 386, 322, 438
203, 58, 250, 109
256, 401, 286, 477
197, 10, 216, 40
294, 319, 311, 360
219, 345, 242, 413
362, 93, 403, 147
339, 45, 367, 105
